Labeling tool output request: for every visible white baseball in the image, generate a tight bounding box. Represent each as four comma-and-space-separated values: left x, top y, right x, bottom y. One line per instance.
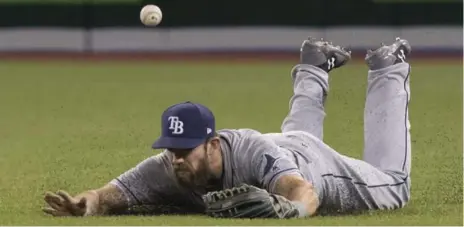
140, 4, 162, 26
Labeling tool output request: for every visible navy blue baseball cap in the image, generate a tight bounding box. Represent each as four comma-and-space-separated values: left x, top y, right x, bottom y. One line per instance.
152, 101, 216, 150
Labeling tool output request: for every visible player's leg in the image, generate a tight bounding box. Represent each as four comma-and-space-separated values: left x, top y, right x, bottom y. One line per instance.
280, 38, 351, 140
314, 38, 413, 215
363, 38, 412, 182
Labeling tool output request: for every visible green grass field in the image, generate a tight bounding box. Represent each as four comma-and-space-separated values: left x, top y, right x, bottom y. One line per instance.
0, 59, 462, 225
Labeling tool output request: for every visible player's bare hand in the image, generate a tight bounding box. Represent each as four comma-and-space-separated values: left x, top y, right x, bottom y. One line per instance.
43, 190, 99, 217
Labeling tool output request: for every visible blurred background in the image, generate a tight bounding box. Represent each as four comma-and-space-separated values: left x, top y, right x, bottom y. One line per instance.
0, 0, 461, 58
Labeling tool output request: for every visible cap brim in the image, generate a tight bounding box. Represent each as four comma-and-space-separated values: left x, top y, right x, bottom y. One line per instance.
152, 136, 205, 150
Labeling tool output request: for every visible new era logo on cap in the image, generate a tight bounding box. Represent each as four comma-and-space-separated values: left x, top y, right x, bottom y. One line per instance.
152, 101, 216, 150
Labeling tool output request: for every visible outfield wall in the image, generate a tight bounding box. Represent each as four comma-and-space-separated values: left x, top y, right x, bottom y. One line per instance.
0, 0, 461, 56
0, 26, 461, 55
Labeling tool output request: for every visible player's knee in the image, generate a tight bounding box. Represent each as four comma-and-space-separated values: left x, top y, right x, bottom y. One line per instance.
405, 182, 412, 203
403, 190, 411, 206
399, 182, 411, 208
388, 173, 411, 208
387, 179, 411, 209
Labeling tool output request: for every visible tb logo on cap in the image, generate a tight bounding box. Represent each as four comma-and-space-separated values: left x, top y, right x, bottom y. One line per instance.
168, 116, 184, 134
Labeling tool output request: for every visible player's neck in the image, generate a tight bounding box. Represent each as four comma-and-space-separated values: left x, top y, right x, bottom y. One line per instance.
210, 145, 223, 180
203, 146, 224, 192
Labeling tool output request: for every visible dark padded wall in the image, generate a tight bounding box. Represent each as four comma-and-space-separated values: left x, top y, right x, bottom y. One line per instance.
0, 0, 461, 27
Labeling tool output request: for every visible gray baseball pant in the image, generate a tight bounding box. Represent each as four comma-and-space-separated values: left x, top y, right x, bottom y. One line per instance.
280, 63, 412, 214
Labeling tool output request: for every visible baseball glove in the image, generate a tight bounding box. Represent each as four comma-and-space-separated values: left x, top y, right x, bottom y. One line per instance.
202, 184, 302, 219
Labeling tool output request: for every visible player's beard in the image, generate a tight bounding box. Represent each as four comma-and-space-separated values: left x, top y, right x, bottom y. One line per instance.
174, 155, 211, 188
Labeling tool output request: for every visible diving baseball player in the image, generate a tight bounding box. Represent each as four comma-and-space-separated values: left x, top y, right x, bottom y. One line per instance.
43, 37, 412, 218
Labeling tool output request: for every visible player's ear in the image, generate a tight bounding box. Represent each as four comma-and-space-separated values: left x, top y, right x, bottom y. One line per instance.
208, 136, 221, 151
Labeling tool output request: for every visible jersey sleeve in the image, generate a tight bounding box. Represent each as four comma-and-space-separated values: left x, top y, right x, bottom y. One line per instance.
247, 134, 303, 194
109, 151, 178, 208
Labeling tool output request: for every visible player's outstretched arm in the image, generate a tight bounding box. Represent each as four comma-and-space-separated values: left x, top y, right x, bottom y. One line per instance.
43, 183, 128, 217
43, 152, 182, 217
273, 174, 320, 217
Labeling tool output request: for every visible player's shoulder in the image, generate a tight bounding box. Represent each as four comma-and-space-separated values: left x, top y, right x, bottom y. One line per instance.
217, 128, 262, 138
217, 128, 270, 146
136, 149, 173, 167
217, 128, 277, 156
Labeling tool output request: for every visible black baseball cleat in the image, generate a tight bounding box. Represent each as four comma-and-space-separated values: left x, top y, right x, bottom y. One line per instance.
365, 37, 412, 70
299, 37, 351, 73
